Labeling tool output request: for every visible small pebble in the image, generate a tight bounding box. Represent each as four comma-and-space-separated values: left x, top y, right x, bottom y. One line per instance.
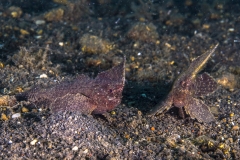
1, 113, 8, 121
59, 42, 64, 46
83, 149, 88, 154
20, 29, 30, 35
111, 111, 116, 115
72, 146, 78, 151
30, 139, 38, 145
21, 107, 29, 113
0, 62, 4, 69
35, 20, 46, 25
232, 125, 239, 130
12, 113, 21, 119
229, 113, 234, 117
35, 35, 42, 39
8, 140, 13, 144
40, 74, 48, 78
218, 143, 225, 149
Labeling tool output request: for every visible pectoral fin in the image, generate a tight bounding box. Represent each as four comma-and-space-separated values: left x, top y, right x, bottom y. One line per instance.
185, 96, 215, 123
50, 93, 97, 114
194, 73, 218, 97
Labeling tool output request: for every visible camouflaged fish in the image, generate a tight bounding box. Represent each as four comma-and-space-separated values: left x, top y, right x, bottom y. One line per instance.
148, 44, 219, 123
3, 57, 125, 115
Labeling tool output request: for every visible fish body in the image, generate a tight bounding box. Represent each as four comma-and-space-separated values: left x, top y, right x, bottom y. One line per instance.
148, 44, 219, 123
15, 57, 126, 114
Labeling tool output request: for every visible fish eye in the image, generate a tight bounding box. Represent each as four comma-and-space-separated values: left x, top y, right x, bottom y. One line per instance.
180, 79, 191, 88
180, 81, 186, 87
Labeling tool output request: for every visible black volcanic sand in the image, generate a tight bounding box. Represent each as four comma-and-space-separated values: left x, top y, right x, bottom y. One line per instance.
0, 0, 240, 159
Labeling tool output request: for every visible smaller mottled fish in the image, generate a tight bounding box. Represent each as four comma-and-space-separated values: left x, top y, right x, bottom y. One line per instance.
148, 44, 219, 123
13, 57, 126, 114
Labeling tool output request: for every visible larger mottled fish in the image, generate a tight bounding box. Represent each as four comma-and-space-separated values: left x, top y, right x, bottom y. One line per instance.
5, 57, 126, 114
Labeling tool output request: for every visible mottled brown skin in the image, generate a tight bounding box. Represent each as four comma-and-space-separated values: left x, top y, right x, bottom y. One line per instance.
14, 57, 125, 115
148, 44, 219, 123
